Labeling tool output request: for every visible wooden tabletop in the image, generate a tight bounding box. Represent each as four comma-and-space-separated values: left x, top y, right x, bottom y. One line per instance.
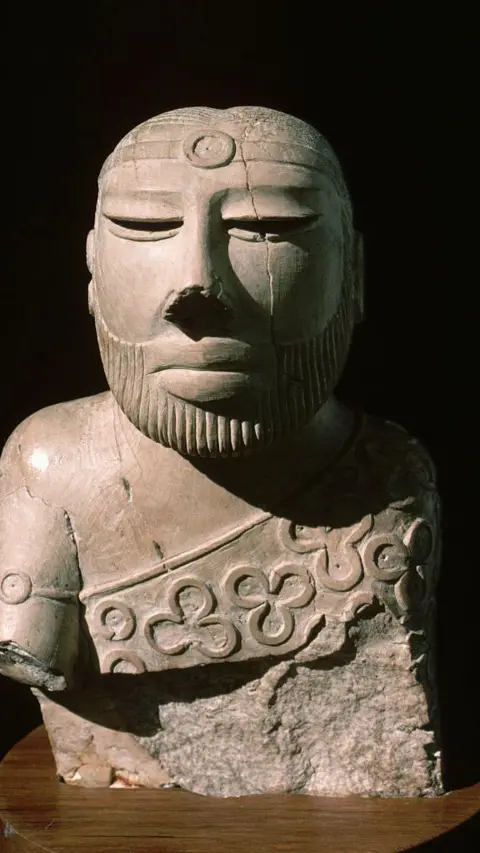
0, 727, 478, 853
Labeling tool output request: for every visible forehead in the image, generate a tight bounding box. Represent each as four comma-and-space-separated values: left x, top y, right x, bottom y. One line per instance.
100, 120, 342, 200
102, 118, 332, 171
100, 160, 336, 200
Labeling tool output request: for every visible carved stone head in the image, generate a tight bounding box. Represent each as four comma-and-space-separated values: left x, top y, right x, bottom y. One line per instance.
87, 107, 363, 457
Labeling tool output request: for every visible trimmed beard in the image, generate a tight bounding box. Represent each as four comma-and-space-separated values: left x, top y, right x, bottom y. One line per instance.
94, 283, 356, 458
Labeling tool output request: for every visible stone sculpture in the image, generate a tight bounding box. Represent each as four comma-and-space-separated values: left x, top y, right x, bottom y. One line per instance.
0, 107, 442, 797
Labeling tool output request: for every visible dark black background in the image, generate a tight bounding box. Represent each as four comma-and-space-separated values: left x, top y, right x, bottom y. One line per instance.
1, 0, 478, 816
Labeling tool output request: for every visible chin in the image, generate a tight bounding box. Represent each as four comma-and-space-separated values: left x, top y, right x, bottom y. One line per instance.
145, 387, 268, 458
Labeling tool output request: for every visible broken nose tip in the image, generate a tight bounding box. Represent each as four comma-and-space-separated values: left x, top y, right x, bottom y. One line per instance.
162, 287, 232, 338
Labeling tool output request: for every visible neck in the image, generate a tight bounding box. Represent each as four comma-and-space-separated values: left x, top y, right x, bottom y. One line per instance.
188, 397, 356, 507
115, 395, 357, 511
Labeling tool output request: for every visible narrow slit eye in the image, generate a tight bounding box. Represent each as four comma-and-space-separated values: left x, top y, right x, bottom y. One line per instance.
107, 217, 183, 232
225, 215, 319, 239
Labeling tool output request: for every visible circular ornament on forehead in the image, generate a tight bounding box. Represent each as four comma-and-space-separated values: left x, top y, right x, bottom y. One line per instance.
183, 130, 236, 168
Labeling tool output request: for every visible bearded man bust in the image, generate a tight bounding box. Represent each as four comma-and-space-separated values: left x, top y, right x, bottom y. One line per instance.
0, 107, 442, 797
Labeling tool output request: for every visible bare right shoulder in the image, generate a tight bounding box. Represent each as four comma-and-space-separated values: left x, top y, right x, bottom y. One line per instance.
0, 391, 118, 506
0, 397, 108, 690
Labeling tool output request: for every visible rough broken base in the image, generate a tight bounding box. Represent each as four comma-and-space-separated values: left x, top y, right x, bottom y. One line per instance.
34, 610, 442, 798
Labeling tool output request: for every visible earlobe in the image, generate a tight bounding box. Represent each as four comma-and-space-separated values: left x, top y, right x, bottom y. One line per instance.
354, 231, 364, 322
86, 229, 95, 274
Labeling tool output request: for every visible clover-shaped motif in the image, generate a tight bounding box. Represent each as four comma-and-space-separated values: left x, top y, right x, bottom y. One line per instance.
278, 514, 373, 592
360, 518, 433, 613
222, 563, 314, 646
93, 600, 136, 641
145, 577, 237, 659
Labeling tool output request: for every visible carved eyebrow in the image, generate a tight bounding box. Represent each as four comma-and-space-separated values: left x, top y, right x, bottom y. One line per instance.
102, 190, 183, 205
246, 185, 329, 194
221, 187, 327, 219
223, 186, 325, 201
101, 190, 183, 218
222, 213, 319, 222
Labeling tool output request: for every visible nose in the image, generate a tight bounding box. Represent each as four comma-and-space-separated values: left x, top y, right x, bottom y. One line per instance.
161, 209, 232, 339
181, 213, 217, 297
162, 285, 232, 340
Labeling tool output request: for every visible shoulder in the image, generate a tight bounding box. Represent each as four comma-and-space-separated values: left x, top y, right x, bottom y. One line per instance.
2, 391, 115, 466
352, 413, 437, 495
350, 413, 440, 570
0, 392, 117, 502
317, 411, 439, 541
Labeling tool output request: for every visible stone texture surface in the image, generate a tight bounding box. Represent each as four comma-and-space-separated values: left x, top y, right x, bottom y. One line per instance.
138, 610, 440, 797
35, 609, 440, 797
0, 106, 442, 797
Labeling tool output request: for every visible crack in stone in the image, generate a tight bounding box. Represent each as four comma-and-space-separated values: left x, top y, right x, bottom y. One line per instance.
239, 121, 276, 348
112, 402, 124, 465
23, 480, 53, 510
265, 241, 275, 330
121, 476, 133, 503
63, 509, 81, 565
0, 485, 25, 501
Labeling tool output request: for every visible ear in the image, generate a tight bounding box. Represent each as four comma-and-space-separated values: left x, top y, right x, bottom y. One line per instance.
86, 229, 95, 274
87, 280, 95, 317
354, 231, 364, 323
86, 230, 96, 317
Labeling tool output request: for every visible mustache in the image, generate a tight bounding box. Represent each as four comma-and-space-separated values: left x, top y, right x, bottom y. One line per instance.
143, 335, 277, 375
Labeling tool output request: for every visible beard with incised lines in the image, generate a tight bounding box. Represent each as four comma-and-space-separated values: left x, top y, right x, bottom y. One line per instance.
94, 280, 356, 458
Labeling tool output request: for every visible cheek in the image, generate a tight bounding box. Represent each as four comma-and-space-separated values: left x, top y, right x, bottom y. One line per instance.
95, 231, 181, 341
269, 233, 344, 342
226, 239, 272, 317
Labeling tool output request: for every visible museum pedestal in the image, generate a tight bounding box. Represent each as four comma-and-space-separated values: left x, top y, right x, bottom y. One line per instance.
0, 727, 478, 853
